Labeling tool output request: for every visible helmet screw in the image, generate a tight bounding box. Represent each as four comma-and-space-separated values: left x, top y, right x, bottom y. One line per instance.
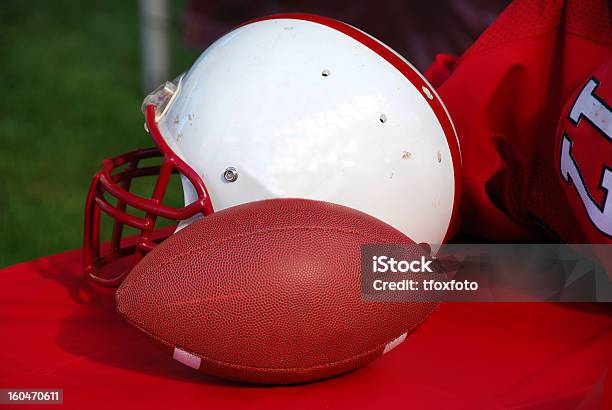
223, 167, 238, 182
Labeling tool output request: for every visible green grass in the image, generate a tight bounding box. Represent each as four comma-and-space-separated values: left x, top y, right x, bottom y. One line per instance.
0, 0, 199, 267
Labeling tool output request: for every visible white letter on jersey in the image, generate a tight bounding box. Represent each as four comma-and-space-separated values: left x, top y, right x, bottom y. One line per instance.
568, 79, 612, 140
560, 136, 612, 235
561, 78, 611, 236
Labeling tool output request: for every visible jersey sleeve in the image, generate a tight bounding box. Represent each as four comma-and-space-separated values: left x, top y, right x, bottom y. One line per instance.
432, 0, 612, 242
555, 58, 612, 243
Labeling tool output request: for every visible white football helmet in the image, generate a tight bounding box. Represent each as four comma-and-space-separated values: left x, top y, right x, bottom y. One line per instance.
84, 13, 461, 286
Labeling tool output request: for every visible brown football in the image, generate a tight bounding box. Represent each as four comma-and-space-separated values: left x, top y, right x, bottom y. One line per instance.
116, 198, 436, 384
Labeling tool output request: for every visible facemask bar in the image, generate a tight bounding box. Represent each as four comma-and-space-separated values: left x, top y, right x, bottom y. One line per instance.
83, 83, 214, 287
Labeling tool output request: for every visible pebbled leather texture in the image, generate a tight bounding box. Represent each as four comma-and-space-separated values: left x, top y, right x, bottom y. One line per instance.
116, 198, 437, 384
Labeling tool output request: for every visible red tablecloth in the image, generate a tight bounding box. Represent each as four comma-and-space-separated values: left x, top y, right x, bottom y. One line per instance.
1, 249, 611, 409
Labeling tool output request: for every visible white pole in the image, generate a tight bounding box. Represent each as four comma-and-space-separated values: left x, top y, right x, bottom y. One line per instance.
139, 0, 170, 93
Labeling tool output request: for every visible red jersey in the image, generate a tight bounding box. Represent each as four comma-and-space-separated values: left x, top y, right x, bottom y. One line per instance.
426, 0, 612, 243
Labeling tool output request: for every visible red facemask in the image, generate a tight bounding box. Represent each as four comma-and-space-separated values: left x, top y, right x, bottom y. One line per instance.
83, 102, 214, 287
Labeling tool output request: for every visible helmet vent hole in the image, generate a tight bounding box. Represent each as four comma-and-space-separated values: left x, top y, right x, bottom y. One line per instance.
321, 69, 331, 77
379, 114, 387, 123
